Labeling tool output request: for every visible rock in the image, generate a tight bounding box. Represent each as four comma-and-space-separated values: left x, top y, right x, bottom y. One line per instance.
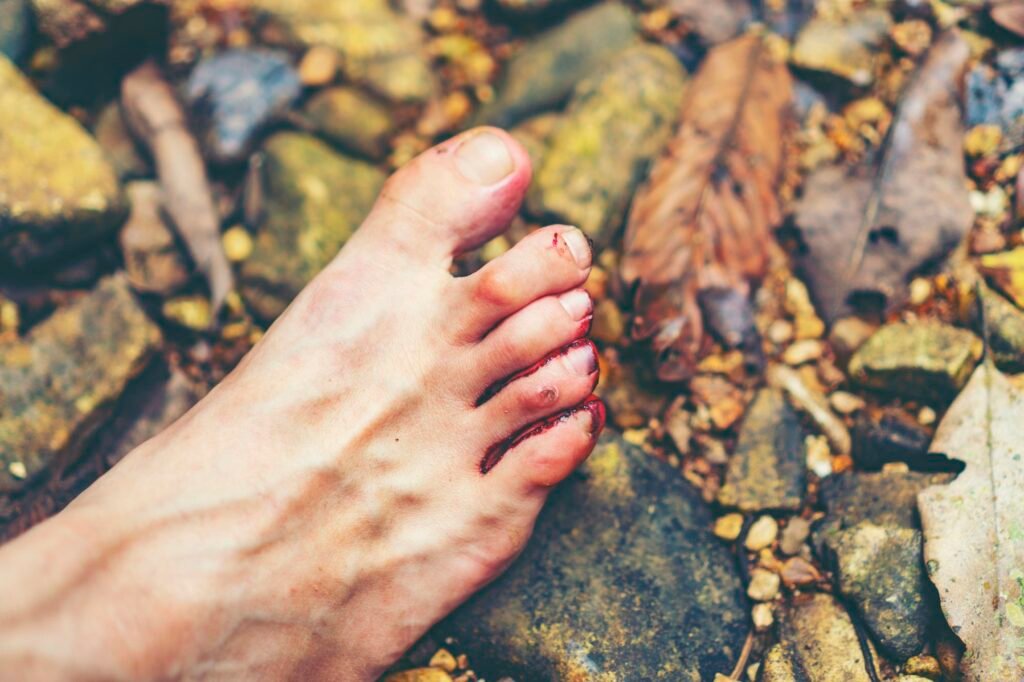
495, 0, 573, 12
747, 568, 781, 601
851, 408, 938, 471
0, 54, 126, 268
0, 276, 161, 492
689, 375, 745, 430
966, 49, 1024, 149
303, 86, 395, 161
782, 339, 823, 365
779, 517, 811, 556
251, 0, 435, 102
92, 102, 149, 179
767, 364, 851, 456
849, 322, 983, 404
443, 432, 749, 681
427, 648, 457, 672
904, 654, 942, 679
828, 315, 877, 366
297, 45, 337, 86
473, 2, 638, 128
714, 512, 744, 541
240, 132, 385, 320
976, 285, 1024, 373
185, 48, 302, 165
0, 0, 31, 62
661, 0, 753, 46
699, 288, 765, 374
814, 469, 953, 556
119, 182, 190, 295
752, 602, 774, 631
509, 112, 562, 177
762, 593, 882, 681
791, 8, 892, 87
745, 515, 779, 551
718, 389, 806, 512
30, 0, 166, 49
829, 391, 865, 415
830, 521, 936, 661
526, 43, 685, 244
779, 556, 819, 587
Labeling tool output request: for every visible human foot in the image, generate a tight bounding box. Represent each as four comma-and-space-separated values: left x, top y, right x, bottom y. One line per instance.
0, 128, 604, 680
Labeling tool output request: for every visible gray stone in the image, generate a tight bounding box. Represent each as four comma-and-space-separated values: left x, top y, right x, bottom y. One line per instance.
977, 285, 1024, 373
848, 321, 983, 404
473, 2, 638, 128
0, 276, 161, 493
0, 54, 126, 267
186, 48, 302, 165
0, 0, 31, 62
831, 521, 936, 661
443, 432, 749, 681
240, 132, 385, 320
718, 388, 806, 512
525, 43, 686, 244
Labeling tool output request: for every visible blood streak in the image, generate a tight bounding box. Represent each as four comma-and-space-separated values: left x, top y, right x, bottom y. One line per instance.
476, 338, 596, 406
479, 396, 606, 474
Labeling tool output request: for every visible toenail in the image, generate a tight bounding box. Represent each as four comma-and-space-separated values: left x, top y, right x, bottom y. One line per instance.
454, 131, 514, 185
562, 228, 592, 269
565, 342, 598, 377
578, 399, 606, 435
558, 290, 592, 321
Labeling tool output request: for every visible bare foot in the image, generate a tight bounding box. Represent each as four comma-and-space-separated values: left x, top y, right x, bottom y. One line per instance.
0, 128, 604, 680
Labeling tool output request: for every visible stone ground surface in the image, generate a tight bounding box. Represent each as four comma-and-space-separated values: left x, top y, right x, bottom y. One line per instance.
4, 1, 1024, 680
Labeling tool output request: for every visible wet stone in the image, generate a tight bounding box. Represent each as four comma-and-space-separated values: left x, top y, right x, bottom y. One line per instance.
240, 132, 385, 320
761, 593, 881, 682
473, 1, 638, 128
0, 276, 161, 493
186, 48, 302, 165
966, 49, 1024, 148
443, 432, 749, 681
848, 321, 983, 404
831, 521, 936, 661
0, 0, 31, 62
0, 54, 126, 268
718, 388, 806, 512
303, 86, 395, 161
119, 182, 190, 296
851, 408, 936, 471
526, 43, 686, 244
251, 0, 435, 102
976, 286, 1024, 373
791, 8, 892, 87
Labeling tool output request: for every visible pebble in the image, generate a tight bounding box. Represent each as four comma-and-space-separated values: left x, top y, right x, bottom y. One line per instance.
690, 375, 746, 430
780, 556, 820, 587
904, 655, 942, 678
747, 568, 781, 601
384, 670, 453, 682
745, 515, 779, 551
767, 364, 852, 456
298, 45, 338, 86
782, 339, 823, 365
752, 603, 774, 631
222, 226, 254, 263
828, 316, 878, 365
805, 434, 833, 478
917, 406, 936, 426
791, 8, 892, 86
829, 391, 865, 414
714, 513, 745, 542
186, 48, 302, 165
428, 648, 457, 673
768, 319, 794, 345
779, 517, 811, 556
304, 86, 396, 161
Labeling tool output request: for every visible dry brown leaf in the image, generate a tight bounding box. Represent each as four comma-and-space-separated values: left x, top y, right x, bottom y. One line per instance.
919, 362, 1024, 680
662, 0, 752, 45
121, 61, 233, 314
620, 33, 792, 382
992, 1, 1024, 38
792, 31, 973, 323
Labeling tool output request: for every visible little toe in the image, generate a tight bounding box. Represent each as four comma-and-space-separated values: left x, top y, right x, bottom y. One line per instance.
357, 127, 532, 265
452, 225, 593, 340
480, 398, 605, 491
477, 340, 599, 443
470, 289, 592, 397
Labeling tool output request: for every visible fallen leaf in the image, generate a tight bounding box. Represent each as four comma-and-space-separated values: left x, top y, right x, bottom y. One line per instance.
919, 362, 1024, 681
991, 1, 1024, 38
121, 61, 234, 314
793, 31, 974, 323
979, 247, 1024, 308
620, 33, 792, 382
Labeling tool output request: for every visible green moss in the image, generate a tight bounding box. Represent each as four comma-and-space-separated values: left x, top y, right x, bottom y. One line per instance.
240, 132, 385, 320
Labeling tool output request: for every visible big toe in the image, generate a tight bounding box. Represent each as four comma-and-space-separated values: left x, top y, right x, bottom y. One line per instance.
359, 127, 532, 264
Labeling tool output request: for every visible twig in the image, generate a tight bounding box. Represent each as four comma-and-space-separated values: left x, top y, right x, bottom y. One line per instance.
728, 630, 754, 680
121, 60, 233, 314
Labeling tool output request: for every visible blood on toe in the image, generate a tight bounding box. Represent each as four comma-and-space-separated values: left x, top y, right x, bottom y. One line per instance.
479, 395, 605, 475
476, 338, 596, 406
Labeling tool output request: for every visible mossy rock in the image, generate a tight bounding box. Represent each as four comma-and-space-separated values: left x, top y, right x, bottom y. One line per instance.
0, 276, 161, 492
250, 0, 435, 102
0, 54, 126, 267
442, 431, 749, 681
303, 86, 395, 161
473, 1, 638, 128
526, 43, 686, 244
240, 132, 385, 320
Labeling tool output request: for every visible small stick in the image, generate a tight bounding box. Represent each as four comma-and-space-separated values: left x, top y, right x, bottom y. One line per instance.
121, 60, 233, 314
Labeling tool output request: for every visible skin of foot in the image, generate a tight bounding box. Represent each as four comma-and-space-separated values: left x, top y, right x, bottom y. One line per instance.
0, 128, 605, 680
